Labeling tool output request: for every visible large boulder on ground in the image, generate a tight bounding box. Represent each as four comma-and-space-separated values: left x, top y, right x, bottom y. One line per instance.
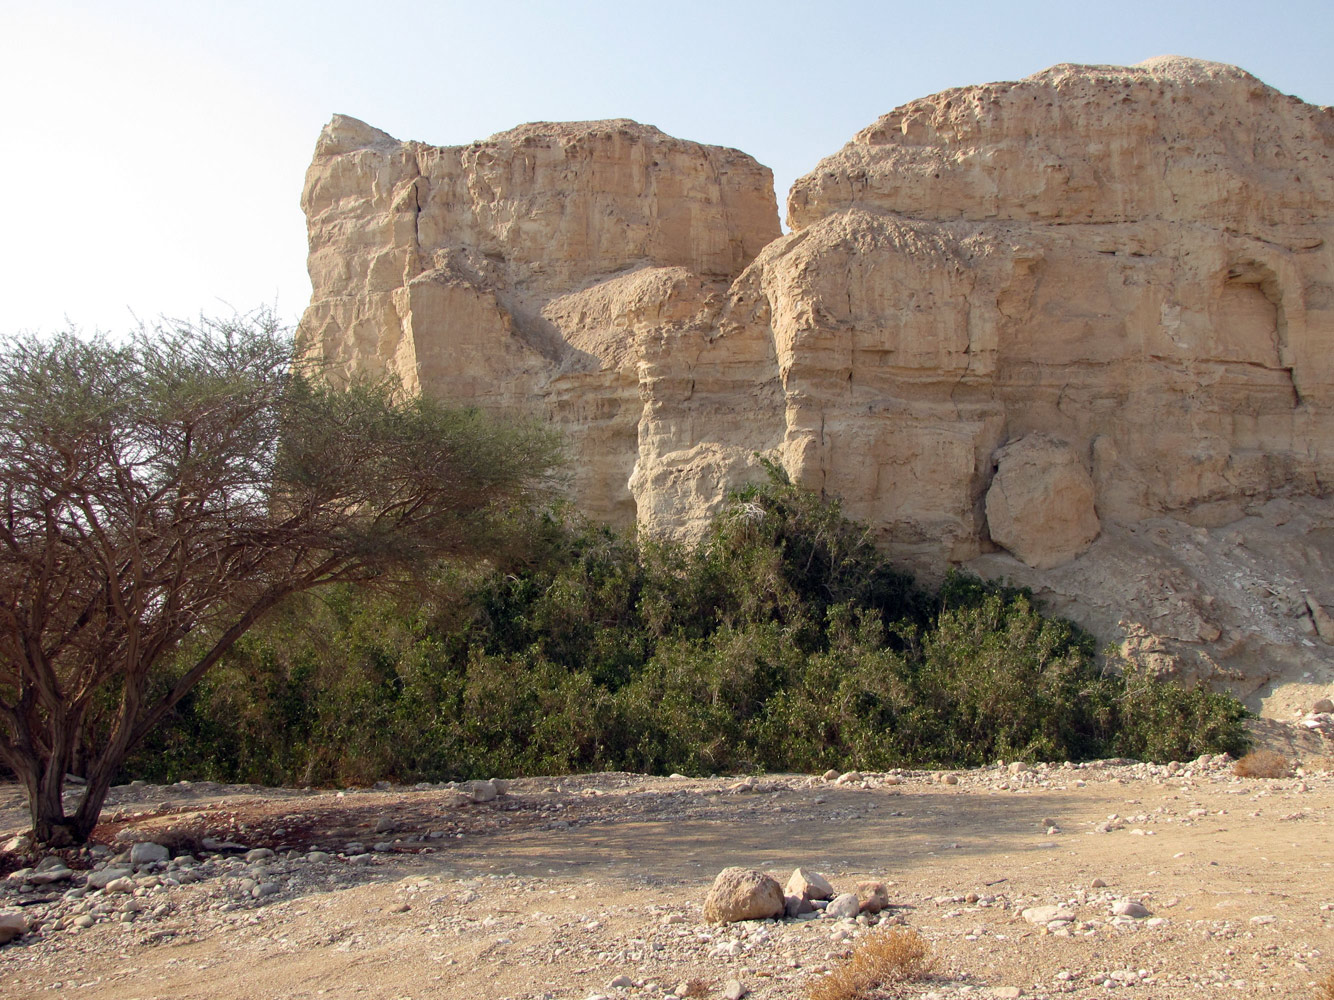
985, 434, 1101, 569
703, 867, 785, 923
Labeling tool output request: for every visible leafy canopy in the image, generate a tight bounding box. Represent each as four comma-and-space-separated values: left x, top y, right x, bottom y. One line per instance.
0, 312, 560, 844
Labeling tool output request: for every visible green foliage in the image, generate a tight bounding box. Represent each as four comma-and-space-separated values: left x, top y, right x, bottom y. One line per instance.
123, 472, 1250, 785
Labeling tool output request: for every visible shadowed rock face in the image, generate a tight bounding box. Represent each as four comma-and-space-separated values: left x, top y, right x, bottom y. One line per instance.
298, 58, 1334, 708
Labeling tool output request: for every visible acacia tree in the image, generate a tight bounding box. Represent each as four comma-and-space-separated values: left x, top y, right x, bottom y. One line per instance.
0, 314, 560, 846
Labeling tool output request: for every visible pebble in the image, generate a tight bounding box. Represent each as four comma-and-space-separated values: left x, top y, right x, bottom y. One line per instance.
723, 979, 748, 1000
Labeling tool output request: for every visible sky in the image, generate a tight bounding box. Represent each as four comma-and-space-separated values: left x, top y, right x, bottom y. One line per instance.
2, 0, 1332, 335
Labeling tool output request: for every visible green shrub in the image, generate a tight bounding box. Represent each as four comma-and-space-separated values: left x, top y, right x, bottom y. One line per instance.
118, 473, 1250, 784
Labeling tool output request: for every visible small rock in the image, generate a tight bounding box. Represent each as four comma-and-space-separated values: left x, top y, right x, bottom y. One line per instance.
993, 989, 1024, 999
856, 880, 890, 914
1021, 905, 1075, 925
822, 769, 840, 781
835, 771, 863, 785
130, 842, 169, 865
373, 816, 396, 834
244, 848, 275, 863
1112, 898, 1150, 918
104, 877, 135, 894
941, 773, 959, 785
703, 867, 785, 923
253, 882, 281, 897
1091, 878, 1108, 888
466, 779, 498, 803
200, 838, 248, 852
609, 975, 634, 989
785, 867, 834, 901
1008, 761, 1029, 775
26, 865, 73, 886
1314, 697, 1334, 714
0, 911, 28, 944
784, 894, 815, 918
74, 914, 95, 929
305, 851, 332, 863
825, 892, 860, 919
723, 980, 748, 1000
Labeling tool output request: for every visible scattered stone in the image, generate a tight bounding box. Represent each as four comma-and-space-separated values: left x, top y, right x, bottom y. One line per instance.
856, 880, 890, 914
784, 894, 815, 918
825, 892, 860, 919
835, 771, 863, 785
723, 979, 748, 1000
1021, 905, 1075, 925
609, 975, 634, 989
0, 911, 28, 944
244, 848, 276, 863
200, 838, 248, 852
1314, 697, 1334, 714
1091, 878, 1108, 888
104, 877, 135, 894
785, 867, 834, 901
86, 868, 132, 890
703, 868, 784, 923
821, 769, 840, 781
130, 841, 170, 865
1112, 899, 1151, 918
466, 779, 498, 803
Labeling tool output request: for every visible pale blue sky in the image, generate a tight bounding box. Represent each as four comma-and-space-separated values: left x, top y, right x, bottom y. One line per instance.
2, 0, 1331, 334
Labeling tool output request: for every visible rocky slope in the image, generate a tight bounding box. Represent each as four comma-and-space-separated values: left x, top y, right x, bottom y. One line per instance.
297, 58, 1334, 712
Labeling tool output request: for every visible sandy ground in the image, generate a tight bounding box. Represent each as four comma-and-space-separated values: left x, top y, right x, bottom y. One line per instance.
2, 739, 1334, 1000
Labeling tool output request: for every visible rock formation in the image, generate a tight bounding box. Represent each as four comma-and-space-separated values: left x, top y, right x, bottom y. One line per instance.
298, 57, 1334, 711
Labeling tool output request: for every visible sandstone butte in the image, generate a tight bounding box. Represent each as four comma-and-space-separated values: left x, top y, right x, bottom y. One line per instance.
297, 57, 1334, 720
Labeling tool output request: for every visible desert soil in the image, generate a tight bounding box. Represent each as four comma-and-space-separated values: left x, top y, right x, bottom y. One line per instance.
2, 731, 1333, 1000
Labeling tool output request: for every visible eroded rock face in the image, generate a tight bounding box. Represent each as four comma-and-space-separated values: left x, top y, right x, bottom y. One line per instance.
299, 116, 781, 525
298, 58, 1334, 710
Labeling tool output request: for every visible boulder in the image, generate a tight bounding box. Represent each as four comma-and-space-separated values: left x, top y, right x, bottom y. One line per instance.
784, 868, 834, 901
702, 867, 785, 923
985, 435, 1100, 569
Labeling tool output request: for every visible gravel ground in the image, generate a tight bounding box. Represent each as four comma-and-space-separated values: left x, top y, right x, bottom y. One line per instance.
2, 744, 1333, 999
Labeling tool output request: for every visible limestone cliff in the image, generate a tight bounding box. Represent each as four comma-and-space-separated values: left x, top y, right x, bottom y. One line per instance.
298, 58, 1334, 712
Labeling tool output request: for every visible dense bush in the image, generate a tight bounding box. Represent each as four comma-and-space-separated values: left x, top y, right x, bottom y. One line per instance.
121, 471, 1250, 784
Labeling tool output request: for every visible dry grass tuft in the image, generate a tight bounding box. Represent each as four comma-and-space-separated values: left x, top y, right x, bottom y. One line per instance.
808, 928, 937, 1000
679, 979, 710, 999
1233, 749, 1291, 779
1317, 971, 1334, 1000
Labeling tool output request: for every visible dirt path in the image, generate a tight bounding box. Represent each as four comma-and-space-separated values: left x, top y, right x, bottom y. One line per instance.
2, 755, 1333, 999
